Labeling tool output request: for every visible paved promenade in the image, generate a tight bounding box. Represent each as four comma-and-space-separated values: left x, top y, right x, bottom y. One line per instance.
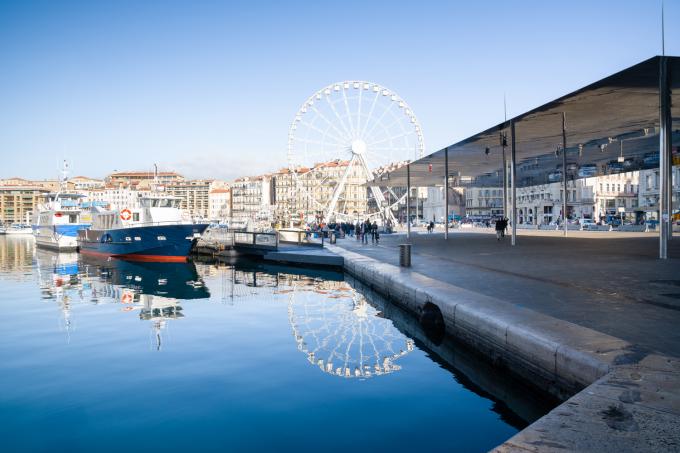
334, 228, 680, 358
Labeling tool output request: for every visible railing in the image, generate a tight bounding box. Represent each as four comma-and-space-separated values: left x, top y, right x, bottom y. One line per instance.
197, 228, 279, 251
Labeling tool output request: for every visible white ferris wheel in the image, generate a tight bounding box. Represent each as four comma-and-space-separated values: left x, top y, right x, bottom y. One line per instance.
287, 81, 425, 223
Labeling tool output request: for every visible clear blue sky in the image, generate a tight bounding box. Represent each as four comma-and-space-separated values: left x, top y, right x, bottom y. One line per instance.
1, 0, 677, 180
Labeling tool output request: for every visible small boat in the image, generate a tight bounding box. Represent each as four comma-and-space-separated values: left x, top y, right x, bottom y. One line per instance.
0, 224, 34, 235
77, 194, 209, 262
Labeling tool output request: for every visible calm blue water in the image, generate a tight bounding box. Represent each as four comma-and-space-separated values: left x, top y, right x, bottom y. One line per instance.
0, 236, 549, 452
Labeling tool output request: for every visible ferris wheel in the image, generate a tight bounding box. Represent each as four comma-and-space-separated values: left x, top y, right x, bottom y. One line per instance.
287, 81, 425, 223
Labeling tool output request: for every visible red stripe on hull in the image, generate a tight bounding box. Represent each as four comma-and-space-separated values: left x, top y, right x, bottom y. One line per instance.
79, 249, 188, 262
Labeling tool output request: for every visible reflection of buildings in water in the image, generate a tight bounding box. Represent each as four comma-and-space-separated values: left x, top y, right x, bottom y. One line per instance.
287, 281, 415, 379
0, 236, 38, 280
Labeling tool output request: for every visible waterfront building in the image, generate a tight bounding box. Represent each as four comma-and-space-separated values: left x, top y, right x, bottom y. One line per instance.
0, 185, 50, 225
230, 175, 273, 222
69, 176, 105, 191
638, 167, 680, 222
165, 179, 214, 219
106, 171, 184, 188
208, 187, 231, 221
83, 187, 150, 211
423, 186, 465, 222
465, 187, 504, 219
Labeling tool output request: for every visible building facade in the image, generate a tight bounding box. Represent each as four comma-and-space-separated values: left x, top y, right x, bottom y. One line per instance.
106, 171, 184, 188
208, 188, 231, 221
165, 179, 214, 218
0, 186, 50, 224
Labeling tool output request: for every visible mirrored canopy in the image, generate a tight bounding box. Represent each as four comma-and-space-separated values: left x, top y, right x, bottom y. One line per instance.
369, 56, 680, 188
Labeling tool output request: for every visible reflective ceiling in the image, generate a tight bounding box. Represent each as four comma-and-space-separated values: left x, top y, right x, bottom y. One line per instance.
370, 56, 680, 188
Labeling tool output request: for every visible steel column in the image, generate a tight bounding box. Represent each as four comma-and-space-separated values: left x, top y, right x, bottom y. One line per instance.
659, 56, 671, 258
407, 164, 411, 241
511, 121, 517, 246
562, 112, 568, 237
501, 131, 508, 219
444, 147, 449, 240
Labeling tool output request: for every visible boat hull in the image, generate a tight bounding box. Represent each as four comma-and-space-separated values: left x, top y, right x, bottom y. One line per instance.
36, 224, 90, 251
77, 224, 208, 261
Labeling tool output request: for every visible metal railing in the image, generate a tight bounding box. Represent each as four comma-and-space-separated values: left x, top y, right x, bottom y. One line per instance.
197, 228, 279, 251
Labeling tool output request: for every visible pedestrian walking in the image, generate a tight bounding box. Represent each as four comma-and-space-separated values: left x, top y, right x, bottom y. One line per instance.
371, 221, 378, 243
494, 217, 504, 241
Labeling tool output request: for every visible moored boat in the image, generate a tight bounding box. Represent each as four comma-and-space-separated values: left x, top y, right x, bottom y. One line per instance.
35, 193, 91, 251
0, 224, 34, 235
77, 194, 208, 262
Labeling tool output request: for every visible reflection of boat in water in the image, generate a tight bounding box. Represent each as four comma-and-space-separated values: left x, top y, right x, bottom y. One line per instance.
35, 249, 82, 339
79, 254, 210, 300
80, 255, 209, 350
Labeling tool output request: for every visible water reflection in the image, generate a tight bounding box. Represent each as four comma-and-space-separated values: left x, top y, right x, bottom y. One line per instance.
286, 281, 414, 378
34, 249, 210, 348
198, 259, 414, 378
0, 238, 554, 450
0, 236, 35, 280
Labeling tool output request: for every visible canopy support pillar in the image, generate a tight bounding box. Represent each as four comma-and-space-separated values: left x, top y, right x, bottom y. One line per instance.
511, 121, 517, 246
407, 164, 411, 241
562, 112, 568, 237
444, 147, 449, 240
659, 56, 672, 258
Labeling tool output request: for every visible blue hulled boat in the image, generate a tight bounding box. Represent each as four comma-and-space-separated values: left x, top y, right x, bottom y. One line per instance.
77, 194, 208, 262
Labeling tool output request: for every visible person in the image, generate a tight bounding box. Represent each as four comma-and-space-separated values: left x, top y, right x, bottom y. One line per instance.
501, 217, 508, 238
371, 221, 378, 244
362, 220, 370, 244
429, 221, 434, 234
495, 217, 504, 241
355, 222, 361, 241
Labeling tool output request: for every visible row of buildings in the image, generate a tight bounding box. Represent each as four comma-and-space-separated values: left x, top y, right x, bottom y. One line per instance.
459, 167, 680, 225
1, 164, 677, 227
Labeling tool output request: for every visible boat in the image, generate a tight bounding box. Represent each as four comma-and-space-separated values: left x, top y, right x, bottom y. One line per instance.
34, 161, 92, 251
0, 223, 34, 235
35, 192, 91, 251
77, 193, 209, 262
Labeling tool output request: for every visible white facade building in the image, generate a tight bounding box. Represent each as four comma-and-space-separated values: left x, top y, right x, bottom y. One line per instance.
208, 188, 231, 221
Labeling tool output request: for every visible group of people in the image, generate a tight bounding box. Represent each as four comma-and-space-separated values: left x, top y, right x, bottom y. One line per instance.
354, 219, 380, 244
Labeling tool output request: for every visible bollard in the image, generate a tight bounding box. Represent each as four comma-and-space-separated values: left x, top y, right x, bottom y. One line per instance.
399, 243, 411, 267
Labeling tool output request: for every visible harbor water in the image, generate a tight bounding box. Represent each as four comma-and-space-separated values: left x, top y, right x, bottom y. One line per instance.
0, 236, 554, 452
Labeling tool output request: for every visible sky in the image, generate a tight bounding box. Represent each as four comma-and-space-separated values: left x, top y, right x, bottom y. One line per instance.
0, 0, 678, 181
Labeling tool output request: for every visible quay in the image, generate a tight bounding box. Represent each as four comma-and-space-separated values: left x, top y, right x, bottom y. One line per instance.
326, 229, 680, 451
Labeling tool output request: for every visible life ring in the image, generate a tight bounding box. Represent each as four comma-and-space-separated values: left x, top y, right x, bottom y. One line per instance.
120, 209, 132, 221
121, 292, 133, 304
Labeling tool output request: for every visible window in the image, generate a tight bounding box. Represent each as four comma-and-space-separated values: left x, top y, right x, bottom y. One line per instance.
132, 213, 140, 222
157, 236, 166, 241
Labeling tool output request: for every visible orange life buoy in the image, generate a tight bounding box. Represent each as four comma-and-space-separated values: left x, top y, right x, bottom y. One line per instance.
121, 292, 133, 304
120, 209, 132, 221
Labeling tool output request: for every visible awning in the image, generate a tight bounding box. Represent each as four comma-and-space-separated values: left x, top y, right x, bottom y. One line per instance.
368, 56, 680, 188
